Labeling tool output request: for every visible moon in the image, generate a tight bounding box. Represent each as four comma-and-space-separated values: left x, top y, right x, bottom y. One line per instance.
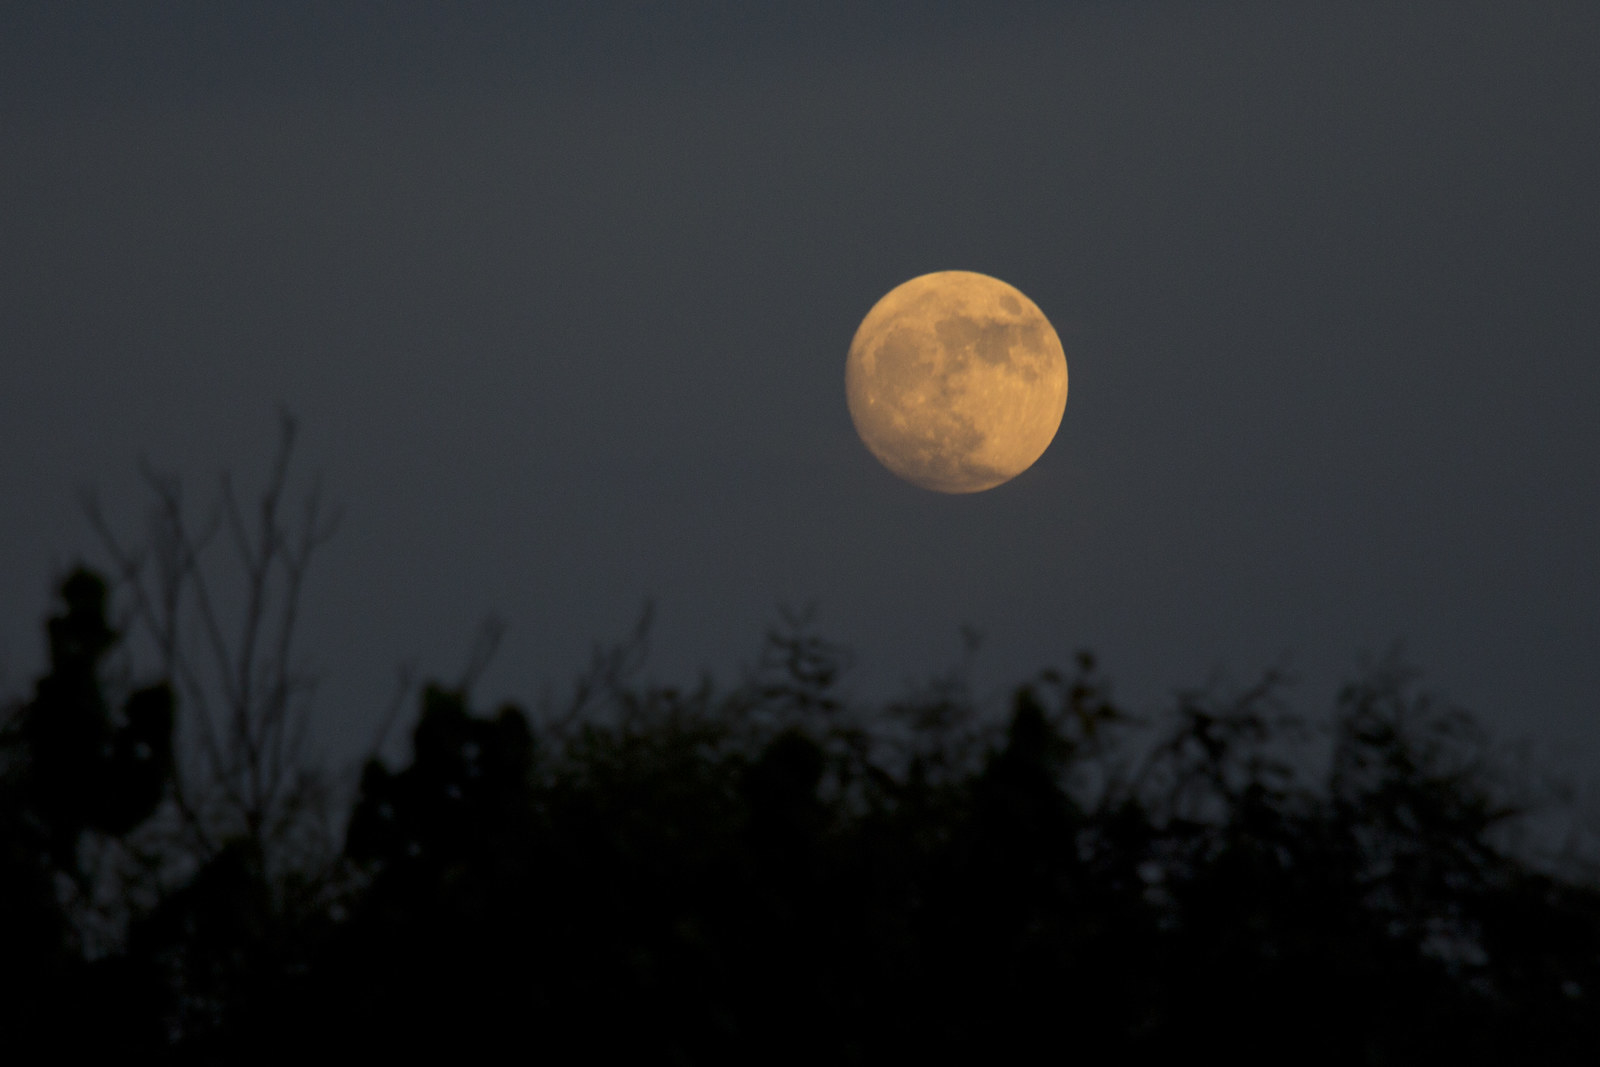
845, 271, 1068, 493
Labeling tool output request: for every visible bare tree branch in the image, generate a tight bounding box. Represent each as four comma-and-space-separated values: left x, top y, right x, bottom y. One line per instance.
84, 411, 338, 881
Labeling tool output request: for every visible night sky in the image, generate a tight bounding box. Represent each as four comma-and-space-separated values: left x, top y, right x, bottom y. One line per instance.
3, 3, 1596, 807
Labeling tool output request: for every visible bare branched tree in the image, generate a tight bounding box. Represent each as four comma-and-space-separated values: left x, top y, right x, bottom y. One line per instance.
84, 410, 341, 882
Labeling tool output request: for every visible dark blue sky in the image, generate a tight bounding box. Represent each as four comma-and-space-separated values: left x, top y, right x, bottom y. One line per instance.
3, 3, 1596, 812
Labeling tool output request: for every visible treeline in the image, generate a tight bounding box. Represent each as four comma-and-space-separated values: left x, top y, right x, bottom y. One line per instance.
3, 569, 1598, 1064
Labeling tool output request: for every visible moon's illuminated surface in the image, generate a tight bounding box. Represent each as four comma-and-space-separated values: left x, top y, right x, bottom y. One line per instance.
846, 271, 1068, 493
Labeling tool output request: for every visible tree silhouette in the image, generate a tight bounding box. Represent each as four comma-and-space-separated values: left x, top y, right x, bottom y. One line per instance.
85, 410, 342, 877
0, 569, 174, 1054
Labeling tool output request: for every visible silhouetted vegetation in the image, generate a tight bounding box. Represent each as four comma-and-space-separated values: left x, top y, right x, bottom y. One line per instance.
5, 572, 1599, 1064
4, 433, 1598, 1062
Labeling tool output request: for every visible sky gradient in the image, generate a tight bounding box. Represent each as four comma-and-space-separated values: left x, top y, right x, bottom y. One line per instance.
3, 3, 1596, 808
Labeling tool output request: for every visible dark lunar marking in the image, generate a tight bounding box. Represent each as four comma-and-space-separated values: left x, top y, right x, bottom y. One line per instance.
874, 328, 933, 397
936, 364, 969, 403
875, 408, 998, 491
997, 293, 1022, 315
933, 316, 1002, 371
903, 289, 945, 319
908, 442, 1009, 491
1008, 322, 1046, 382
969, 319, 1015, 367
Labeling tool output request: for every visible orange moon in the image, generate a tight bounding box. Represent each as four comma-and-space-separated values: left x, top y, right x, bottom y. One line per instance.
845, 271, 1068, 493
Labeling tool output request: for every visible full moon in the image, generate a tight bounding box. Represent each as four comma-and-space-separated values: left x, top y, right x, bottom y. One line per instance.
845, 271, 1068, 493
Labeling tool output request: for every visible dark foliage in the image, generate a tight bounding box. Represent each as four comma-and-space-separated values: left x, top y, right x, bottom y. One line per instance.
3, 571, 1598, 1063
0, 569, 173, 1054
